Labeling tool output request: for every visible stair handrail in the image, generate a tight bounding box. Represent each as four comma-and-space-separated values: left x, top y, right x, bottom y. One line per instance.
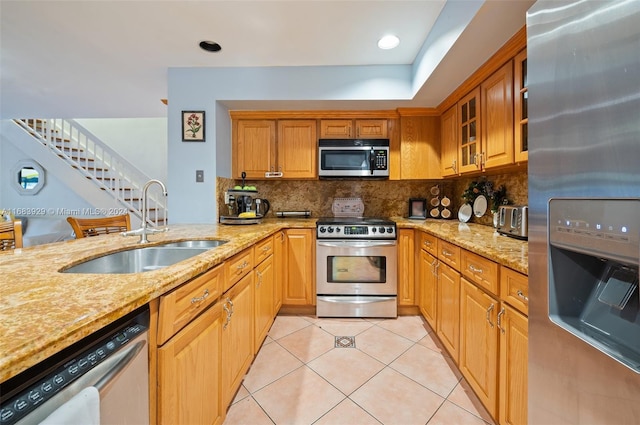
13, 119, 167, 227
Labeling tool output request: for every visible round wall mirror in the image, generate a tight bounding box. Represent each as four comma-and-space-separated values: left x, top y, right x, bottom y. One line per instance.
11, 160, 46, 195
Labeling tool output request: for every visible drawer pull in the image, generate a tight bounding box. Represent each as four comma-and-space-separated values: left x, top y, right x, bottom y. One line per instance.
236, 260, 249, 271
442, 249, 453, 257
423, 240, 432, 247
191, 289, 209, 304
431, 259, 439, 277
469, 264, 483, 274
223, 300, 231, 329
256, 270, 262, 287
261, 246, 271, 252
517, 290, 529, 302
486, 303, 495, 328
497, 307, 506, 334
228, 298, 234, 315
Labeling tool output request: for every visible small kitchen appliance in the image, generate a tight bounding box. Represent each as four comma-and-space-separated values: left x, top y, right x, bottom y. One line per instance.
220, 189, 270, 225
318, 139, 389, 178
496, 205, 528, 239
316, 198, 397, 318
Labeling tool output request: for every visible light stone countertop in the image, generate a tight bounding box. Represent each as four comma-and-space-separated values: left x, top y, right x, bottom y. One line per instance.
0, 218, 526, 383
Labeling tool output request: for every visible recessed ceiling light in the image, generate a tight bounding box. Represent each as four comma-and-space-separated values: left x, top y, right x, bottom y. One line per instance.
199, 41, 222, 52
378, 35, 400, 50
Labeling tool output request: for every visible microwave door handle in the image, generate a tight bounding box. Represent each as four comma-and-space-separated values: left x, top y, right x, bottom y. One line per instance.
369, 148, 375, 175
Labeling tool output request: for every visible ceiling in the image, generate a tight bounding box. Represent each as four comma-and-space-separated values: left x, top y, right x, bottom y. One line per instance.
0, 0, 534, 119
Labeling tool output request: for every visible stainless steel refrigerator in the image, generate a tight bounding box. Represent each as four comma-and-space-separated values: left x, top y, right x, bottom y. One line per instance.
527, 1, 640, 423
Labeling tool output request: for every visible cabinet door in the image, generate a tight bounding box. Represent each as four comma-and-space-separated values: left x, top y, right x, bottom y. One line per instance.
234, 120, 276, 179
254, 254, 275, 352
419, 249, 438, 329
355, 119, 388, 138
399, 115, 441, 180
513, 49, 528, 163
440, 106, 459, 177
397, 229, 415, 306
482, 60, 514, 169
277, 120, 317, 179
320, 119, 352, 138
273, 231, 285, 312
222, 273, 255, 406
282, 229, 315, 305
437, 262, 460, 362
158, 302, 224, 425
499, 304, 528, 425
460, 278, 499, 420
458, 87, 482, 173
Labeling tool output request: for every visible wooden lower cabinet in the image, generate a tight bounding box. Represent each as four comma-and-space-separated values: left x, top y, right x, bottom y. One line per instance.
437, 262, 460, 362
418, 248, 438, 329
273, 231, 285, 311
459, 277, 499, 420
254, 253, 275, 352
499, 303, 528, 425
157, 301, 224, 425
282, 229, 315, 305
222, 272, 255, 406
397, 229, 415, 306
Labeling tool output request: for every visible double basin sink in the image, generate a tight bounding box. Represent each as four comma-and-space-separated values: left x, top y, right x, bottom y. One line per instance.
61, 239, 229, 274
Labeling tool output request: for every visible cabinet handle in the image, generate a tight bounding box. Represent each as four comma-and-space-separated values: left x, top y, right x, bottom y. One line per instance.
222, 301, 231, 329
256, 270, 262, 287
191, 289, 209, 304
469, 264, 483, 274
442, 249, 453, 257
423, 240, 432, 247
497, 307, 506, 334
280, 231, 285, 242
452, 160, 457, 174
228, 298, 234, 315
261, 245, 271, 252
486, 303, 495, 328
236, 260, 249, 271
517, 290, 529, 302
430, 259, 438, 277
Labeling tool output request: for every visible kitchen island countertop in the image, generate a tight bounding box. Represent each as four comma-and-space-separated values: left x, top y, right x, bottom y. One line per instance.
0, 218, 526, 383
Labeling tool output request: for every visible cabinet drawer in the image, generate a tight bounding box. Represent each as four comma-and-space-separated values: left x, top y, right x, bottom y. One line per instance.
225, 247, 254, 291
438, 240, 461, 270
157, 264, 224, 345
255, 235, 274, 265
419, 231, 438, 257
461, 250, 499, 296
500, 267, 529, 315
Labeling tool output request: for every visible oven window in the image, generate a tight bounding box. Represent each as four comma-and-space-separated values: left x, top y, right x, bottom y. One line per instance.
321, 150, 368, 170
327, 256, 386, 283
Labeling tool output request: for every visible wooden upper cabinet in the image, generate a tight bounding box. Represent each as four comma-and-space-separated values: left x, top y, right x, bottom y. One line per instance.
277, 120, 317, 179
398, 115, 441, 180
458, 87, 482, 173
319, 119, 387, 139
440, 106, 459, 177
514, 49, 528, 163
481, 60, 514, 169
233, 120, 276, 179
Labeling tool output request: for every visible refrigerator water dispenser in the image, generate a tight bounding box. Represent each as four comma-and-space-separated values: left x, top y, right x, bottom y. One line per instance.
548, 198, 640, 373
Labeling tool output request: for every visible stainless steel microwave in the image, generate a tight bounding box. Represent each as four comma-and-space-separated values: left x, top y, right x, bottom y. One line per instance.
318, 139, 389, 178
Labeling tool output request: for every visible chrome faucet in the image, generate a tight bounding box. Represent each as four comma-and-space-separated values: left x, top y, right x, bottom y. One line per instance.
122, 179, 168, 243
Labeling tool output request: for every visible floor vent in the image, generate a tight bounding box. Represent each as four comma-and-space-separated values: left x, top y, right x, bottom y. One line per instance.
335, 336, 356, 348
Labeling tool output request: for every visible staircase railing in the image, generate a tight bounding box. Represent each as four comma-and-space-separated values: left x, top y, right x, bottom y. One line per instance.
13, 119, 167, 227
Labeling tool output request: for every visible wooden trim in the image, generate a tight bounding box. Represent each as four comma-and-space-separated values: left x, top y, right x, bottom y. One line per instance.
396, 107, 440, 117
437, 26, 527, 114
230, 110, 399, 120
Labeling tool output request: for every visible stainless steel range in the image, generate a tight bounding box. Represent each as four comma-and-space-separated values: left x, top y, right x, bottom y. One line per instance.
316, 216, 398, 318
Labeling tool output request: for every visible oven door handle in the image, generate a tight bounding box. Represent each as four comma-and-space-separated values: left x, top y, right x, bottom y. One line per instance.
321, 296, 397, 304
317, 240, 397, 248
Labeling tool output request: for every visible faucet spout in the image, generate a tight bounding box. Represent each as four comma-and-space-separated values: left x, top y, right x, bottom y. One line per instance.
122, 179, 168, 243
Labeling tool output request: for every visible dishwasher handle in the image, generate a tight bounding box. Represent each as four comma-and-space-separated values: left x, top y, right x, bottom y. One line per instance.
94, 340, 146, 394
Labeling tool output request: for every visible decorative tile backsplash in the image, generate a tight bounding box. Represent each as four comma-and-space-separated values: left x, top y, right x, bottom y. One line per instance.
217, 169, 527, 226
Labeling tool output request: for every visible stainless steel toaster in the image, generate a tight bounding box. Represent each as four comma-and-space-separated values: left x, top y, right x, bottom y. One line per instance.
497, 205, 528, 239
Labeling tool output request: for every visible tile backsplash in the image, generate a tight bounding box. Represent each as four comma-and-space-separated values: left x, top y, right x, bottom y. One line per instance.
217, 169, 527, 226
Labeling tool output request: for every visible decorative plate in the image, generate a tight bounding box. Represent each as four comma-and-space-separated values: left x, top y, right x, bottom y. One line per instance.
458, 204, 472, 223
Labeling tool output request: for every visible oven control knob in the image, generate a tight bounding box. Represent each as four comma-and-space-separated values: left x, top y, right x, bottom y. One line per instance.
327, 227, 334, 233
336, 228, 341, 233
371, 227, 377, 232
319, 226, 326, 233
378, 227, 385, 233
386, 227, 394, 234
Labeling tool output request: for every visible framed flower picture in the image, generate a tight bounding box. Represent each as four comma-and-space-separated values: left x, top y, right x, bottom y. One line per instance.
182, 111, 205, 142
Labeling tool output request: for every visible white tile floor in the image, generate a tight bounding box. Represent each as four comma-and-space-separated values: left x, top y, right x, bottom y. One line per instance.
224, 315, 495, 425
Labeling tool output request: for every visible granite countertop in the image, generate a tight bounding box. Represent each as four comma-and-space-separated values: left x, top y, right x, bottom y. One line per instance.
0, 217, 527, 383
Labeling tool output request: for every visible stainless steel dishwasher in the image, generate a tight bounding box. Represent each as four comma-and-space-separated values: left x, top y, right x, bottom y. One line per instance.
0, 306, 149, 425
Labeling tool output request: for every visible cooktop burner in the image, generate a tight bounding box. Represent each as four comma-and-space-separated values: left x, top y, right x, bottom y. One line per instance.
316, 217, 397, 240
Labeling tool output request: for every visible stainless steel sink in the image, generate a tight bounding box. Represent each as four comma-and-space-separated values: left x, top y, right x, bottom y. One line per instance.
61, 247, 210, 274
155, 239, 228, 249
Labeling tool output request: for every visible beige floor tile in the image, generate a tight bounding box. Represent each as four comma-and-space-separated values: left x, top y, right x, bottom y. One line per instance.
277, 324, 335, 363
417, 332, 448, 355
268, 315, 312, 340
231, 384, 250, 405
314, 318, 375, 337
350, 367, 444, 425
224, 396, 274, 425
428, 400, 490, 425
389, 344, 461, 397
446, 380, 495, 424
314, 398, 382, 425
307, 347, 385, 395
252, 366, 345, 425
376, 315, 430, 342
242, 341, 304, 393
355, 325, 414, 364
